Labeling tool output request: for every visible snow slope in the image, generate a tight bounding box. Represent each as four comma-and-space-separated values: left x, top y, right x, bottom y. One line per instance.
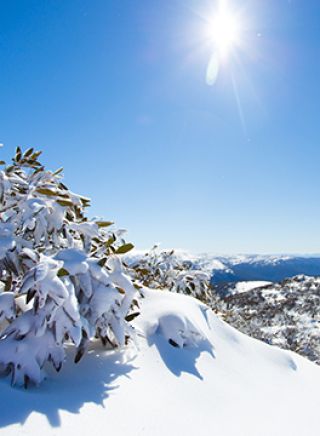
1, 289, 320, 436
225, 280, 272, 295
218, 275, 320, 364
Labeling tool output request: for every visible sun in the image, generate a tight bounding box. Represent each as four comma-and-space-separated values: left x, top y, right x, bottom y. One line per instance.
206, 3, 241, 58
204, 2, 244, 85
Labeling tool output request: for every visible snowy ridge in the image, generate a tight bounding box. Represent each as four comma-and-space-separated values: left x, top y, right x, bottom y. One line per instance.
1, 289, 320, 436
214, 275, 320, 364
214, 255, 320, 283
129, 250, 320, 283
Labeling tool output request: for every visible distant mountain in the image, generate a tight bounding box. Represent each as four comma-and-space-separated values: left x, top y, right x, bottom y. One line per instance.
128, 251, 320, 284
211, 255, 320, 284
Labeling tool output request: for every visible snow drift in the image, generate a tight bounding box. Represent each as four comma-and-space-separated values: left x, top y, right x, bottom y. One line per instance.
1, 288, 320, 436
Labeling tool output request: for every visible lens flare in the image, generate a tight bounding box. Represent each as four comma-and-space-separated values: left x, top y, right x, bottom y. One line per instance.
204, 1, 243, 85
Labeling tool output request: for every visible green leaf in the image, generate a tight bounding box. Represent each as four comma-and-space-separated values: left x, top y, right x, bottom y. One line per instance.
115, 243, 134, 254
56, 199, 74, 207
133, 283, 143, 290
4, 275, 12, 292
57, 268, 69, 277
80, 195, 90, 202
52, 167, 64, 176
74, 347, 85, 364
24, 148, 34, 157
97, 257, 108, 267
15, 146, 22, 161
36, 188, 58, 196
105, 235, 116, 247
137, 268, 149, 276
33, 166, 44, 174
132, 298, 140, 308
26, 289, 36, 304
125, 312, 140, 322
31, 151, 42, 160
59, 182, 68, 190
80, 198, 91, 208
0, 160, 5, 165
96, 221, 114, 228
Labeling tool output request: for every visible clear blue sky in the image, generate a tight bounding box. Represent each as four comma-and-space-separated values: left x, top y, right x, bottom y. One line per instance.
0, 0, 319, 254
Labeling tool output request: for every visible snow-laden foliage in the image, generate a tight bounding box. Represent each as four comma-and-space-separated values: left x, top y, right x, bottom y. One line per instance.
129, 246, 211, 303
211, 275, 320, 365
0, 148, 138, 386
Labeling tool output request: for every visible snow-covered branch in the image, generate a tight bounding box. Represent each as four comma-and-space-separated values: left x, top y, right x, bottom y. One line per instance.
0, 148, 137, 386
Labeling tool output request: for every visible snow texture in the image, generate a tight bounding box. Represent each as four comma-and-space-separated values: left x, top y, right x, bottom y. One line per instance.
0, 289, 320, 436
214, 275, 320, 364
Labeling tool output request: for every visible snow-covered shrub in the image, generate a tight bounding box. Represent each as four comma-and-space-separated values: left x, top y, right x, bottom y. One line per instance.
0, 147, 138, 386
129, 246, 211, 303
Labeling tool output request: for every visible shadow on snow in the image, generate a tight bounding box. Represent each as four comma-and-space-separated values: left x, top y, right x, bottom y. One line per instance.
0, 345, 137, 428
147, 334, 215, 381
0, 308, 216, 429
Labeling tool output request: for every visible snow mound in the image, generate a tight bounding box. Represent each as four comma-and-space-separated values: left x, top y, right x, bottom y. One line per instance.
1, 289, 320, 436
137, 288, 212, 349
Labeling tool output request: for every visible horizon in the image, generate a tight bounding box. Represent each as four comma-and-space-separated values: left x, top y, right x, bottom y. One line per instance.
130, 247, 320, 257
1, 0, 319, 254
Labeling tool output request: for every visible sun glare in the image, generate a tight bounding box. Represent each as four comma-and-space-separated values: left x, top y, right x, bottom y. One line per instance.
206, 3, 241, 58
204, 1, 244, 85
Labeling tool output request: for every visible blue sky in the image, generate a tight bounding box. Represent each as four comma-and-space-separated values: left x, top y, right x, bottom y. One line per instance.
0, 0, 320, 254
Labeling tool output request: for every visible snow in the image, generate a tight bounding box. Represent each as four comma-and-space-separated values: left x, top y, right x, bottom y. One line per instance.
1, 289, 320, 436
232, 280, 272, 294
217, 275, 320, 363
128, 250, 320, 283
127, 249, 228, 275
0, 150, 141, 387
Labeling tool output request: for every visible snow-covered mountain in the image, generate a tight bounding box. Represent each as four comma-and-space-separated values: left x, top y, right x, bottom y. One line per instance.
129, 251, 320, 284
213, 275, 320, 365
211, 255, 320, 283
1, 289, 319, 436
